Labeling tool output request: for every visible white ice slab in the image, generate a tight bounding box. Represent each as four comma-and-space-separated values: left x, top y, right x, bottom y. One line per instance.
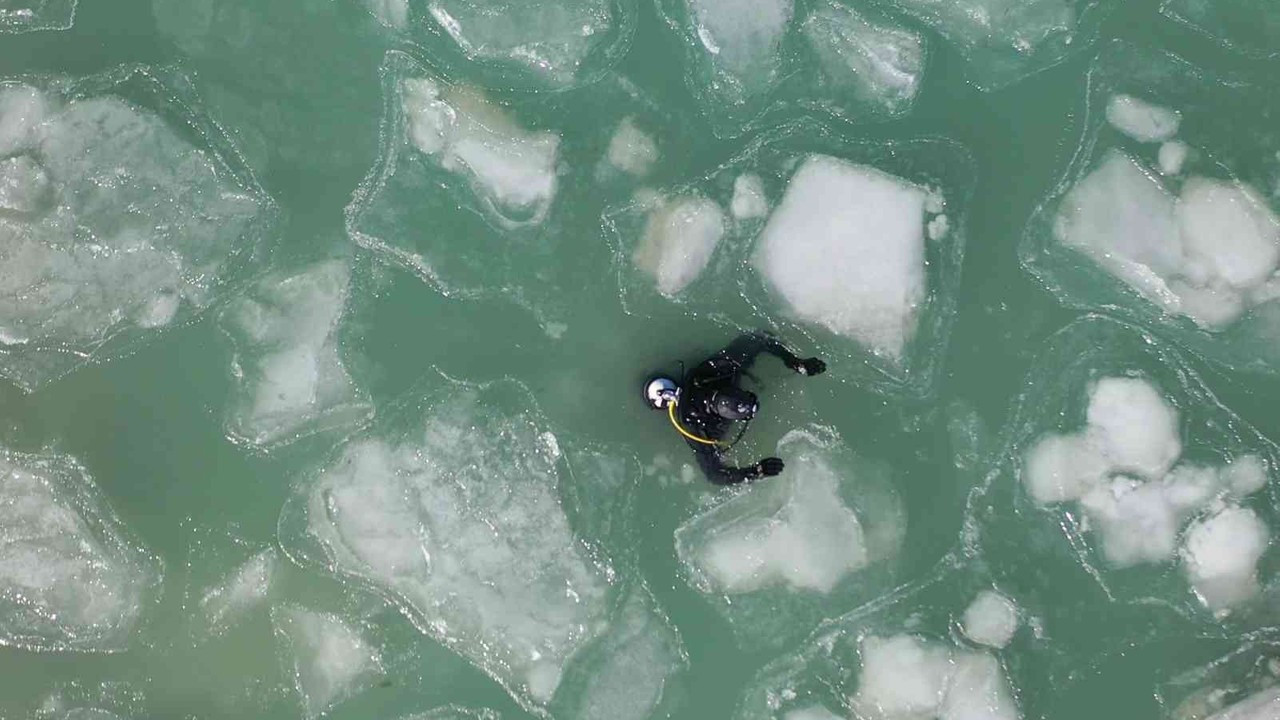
633, 194, 725, 297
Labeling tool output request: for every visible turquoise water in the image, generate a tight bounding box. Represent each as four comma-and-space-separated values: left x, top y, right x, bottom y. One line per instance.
1, 0, 1280, 718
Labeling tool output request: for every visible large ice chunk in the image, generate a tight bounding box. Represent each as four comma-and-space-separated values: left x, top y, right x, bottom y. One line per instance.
409, 0, 633, 90
272, 605, 383, 719
0, 449, 163, 652
1084, 376, 1182, 479
280, 375, 612, 711
755, 154, 927, 361
675, 428, 904, 649
219, 260, 372, 451
0, 0, 77, 33
851, 634, 954, 718
0, 70, 272, 391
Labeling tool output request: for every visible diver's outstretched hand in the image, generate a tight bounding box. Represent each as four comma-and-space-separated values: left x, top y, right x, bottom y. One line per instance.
790, 357, 826, 376
755, 457, 785, 477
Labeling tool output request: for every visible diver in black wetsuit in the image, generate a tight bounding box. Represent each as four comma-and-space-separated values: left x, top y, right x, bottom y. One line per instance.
643, 333, 826, 485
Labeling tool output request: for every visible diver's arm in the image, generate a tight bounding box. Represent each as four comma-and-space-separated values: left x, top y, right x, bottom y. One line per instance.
692, 444, 784, 485
720, 333, 825, 375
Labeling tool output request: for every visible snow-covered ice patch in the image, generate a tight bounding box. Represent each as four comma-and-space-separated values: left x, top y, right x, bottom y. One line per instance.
1181, 506, 1270, 613
730, 173, 769, 220
606, 117, 659, 178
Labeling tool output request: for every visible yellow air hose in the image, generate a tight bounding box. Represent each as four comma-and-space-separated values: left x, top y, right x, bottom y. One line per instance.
667, 399, 722, 446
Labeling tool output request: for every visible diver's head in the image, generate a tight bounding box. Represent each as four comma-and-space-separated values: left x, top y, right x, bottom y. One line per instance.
707, 387, 758, 421
643, 376, 680, 410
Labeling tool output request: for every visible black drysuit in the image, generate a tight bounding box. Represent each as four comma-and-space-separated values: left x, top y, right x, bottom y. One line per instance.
677, 333, 806, 485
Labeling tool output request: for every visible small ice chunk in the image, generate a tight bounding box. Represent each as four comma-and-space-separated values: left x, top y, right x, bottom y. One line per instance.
928, 214, 950, 240
851, 634, 954, 719
272, 605, 383, 719
940, 651, 1021, 720
730, 173, 769, 220
1158, 141, 1189, 176
135, 292, 180, 329
1181, 506, 1270, 612
688, 450, 868, 594
1021, 432, 1109, 505
755, 154, 927, 361
785, 706, 846, 720
606, 117, 659, 178
425, 0, 617, 87
1177, 178, 1280, 290
1204, 686, 1280, 720
1085, 377, 1181, 480
0, 154, 50, 213
961, 590, 1019, 648
199, 549, 278, 635
633, 195, 725, 297
801, 0, 925, 115
0, 449, 163, 652
1106, 94, 1182, 143
1222, 455, 1269, 497
220, 260, 371, 450
402, 77, 560, 225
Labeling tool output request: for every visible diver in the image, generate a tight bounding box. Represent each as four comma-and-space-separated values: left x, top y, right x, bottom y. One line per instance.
644, 332, 826, 485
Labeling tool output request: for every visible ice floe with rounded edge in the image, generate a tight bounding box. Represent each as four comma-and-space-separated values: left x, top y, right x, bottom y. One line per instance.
0, 448, 163, 652
272, 605, 383, 720
0, 67, 273, 392
219, 259, 372, 452
675, 426, 904, 650
279, 373, 614, 713
0, 0, 77, 33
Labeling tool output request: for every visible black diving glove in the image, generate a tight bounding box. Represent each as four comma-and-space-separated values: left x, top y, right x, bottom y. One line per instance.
789, 357, 826, 376
755, 457, 785, 477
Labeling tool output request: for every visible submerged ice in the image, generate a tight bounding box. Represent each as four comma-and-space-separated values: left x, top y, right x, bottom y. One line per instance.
0, 449, 162, 652
272, 605, 383, 719
287, 378, 611, 709
632, 194, 725, 298
0, 77, 270, 390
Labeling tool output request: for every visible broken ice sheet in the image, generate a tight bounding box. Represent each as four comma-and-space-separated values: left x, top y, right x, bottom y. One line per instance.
278, 372, 617, 713
219, 259, 373, 452
1158, 640, 1280, 720
877, 0, 1108, 91
349, 51, 690, 323
0, 0, 76, 33
388, 0, 638, 91
604, 120, 973, 398
1161, 0, 1280, 59
675, 426, 905, 651
1022, 42, 1280, 377
734, 556, 1032, 720
656, 0, 927, 137
0, 447, 164, 653
966, 315, 1280, 632
0, 66, 275, 392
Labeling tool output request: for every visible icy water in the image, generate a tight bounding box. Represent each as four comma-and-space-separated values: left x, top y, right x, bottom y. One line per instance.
2, 0, 1280, 718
